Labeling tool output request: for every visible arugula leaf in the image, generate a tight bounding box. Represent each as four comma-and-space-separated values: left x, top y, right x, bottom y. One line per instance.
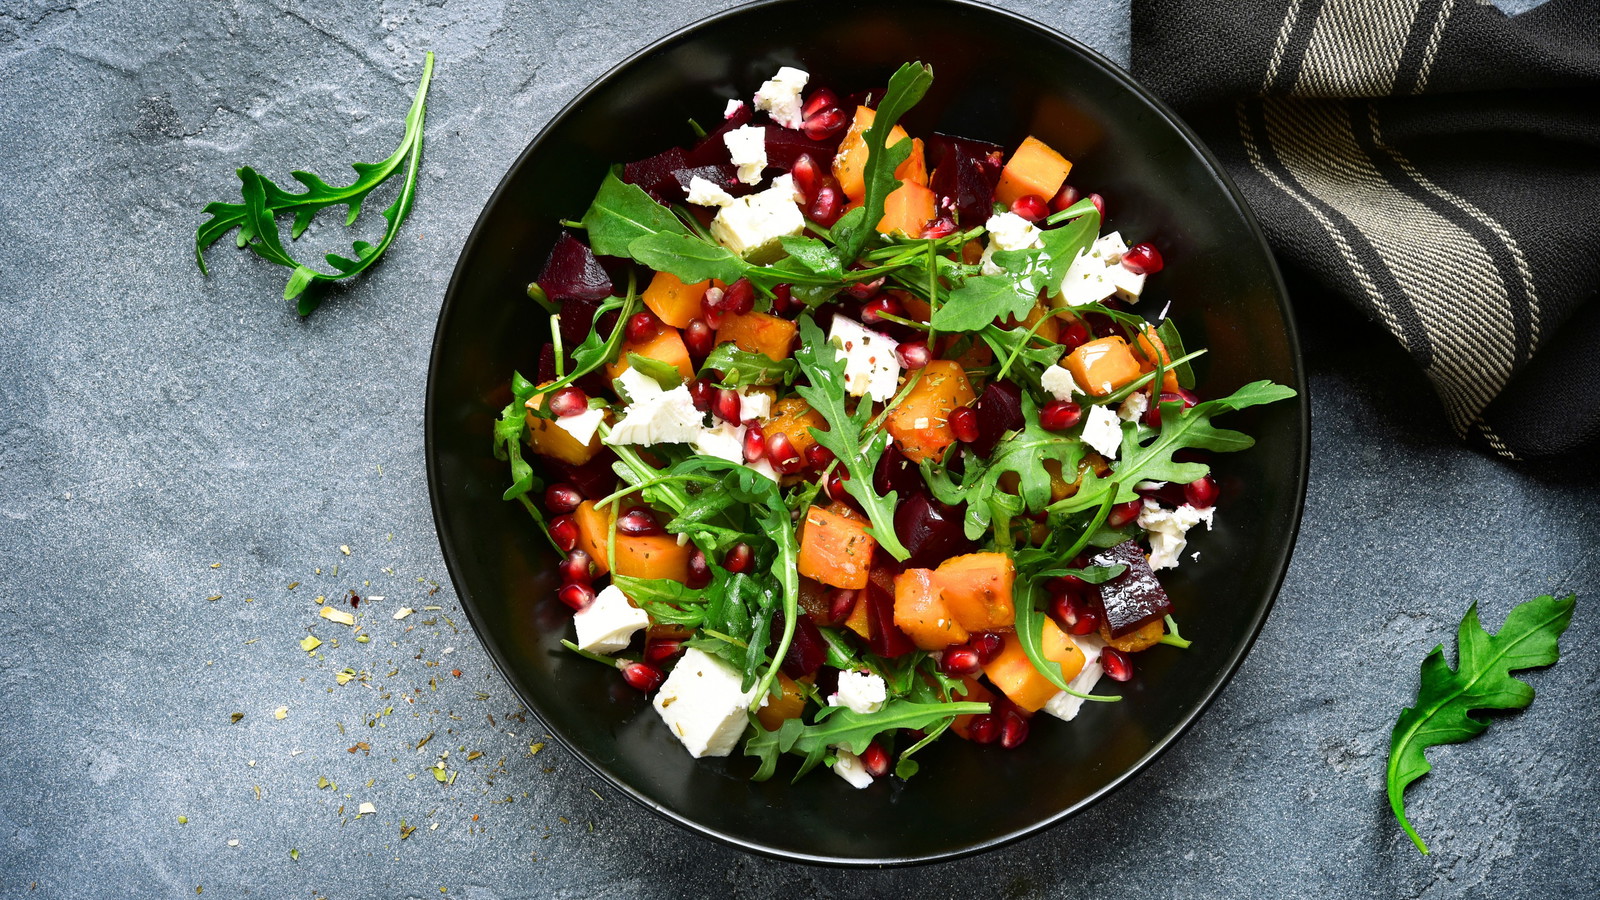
932, 249, 1047, 332
830, 62, 934, 263
579, 170, 691, 257
537, 294, 634, 395
626, 352, 684, 389
493, 370, 542, 502
1013, 578, 1071, 693
746, 699, 989, 782
196, 52, 435, 313
1039, 198, 1101, 295
627, 231, 749, 284
1387, 594, 1576, 854
1155, 318, 1195, 390
792, 317, 911, 560
611, 572, 721, 627
700, 343, 796, 387
950, 392, 1088, 540
777, 235, 845, 279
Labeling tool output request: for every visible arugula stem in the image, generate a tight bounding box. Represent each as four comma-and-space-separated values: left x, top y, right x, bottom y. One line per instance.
1158, 613, 1192, 649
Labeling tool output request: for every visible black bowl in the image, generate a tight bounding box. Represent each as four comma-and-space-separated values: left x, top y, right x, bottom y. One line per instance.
426, 0, 1308, 866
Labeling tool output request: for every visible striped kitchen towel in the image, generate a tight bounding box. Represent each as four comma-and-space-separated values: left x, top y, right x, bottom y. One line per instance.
1131, 0, 1600, 458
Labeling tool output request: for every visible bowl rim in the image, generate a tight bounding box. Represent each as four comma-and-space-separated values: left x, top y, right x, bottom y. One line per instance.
425, 0, 1309, 868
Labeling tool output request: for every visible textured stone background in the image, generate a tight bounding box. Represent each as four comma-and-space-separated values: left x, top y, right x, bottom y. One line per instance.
1, 0, 1594, 897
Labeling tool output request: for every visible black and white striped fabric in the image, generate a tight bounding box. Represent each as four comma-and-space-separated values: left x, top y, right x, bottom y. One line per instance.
1131, 0, 1600, 458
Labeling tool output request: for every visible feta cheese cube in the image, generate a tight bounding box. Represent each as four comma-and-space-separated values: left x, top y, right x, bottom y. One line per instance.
723, 124, 768, 185
831, 746, 874, 789
724, 99, 745, 119
985, 212, 1044, 252
1043, 633, 1107, 722
709, 178, 805, 259
1118, 391, 1148, 423
691, 421, 744, 464
572, 585, 649, 655
746, 456, 780, 483
1137, 500, 1215, 570
652, 648, 755, 758
1053, 230, 1146, 306
827, 316, 901, 402
553, 406, 605, 447
1080, 403, 1124, 459
1040, 364, 1082, 402
686, 176, 736, 208
753, 66, 809, 129
828, 670, 887, 715
738, 389, 772, 421
615, 366, 664, 403
604, 384, 704, 447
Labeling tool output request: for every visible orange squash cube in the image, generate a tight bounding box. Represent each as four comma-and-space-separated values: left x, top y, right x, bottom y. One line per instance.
994, 136, 1072, 208
641, 271, 709, 329
1064, 336, 1143, 396
1133, 324, 1182, 393
572, 500, 612, 575
885, 360, 977, 463
797, 505, 876, 589
755, 672, 812, 730
842, 587, 870, 639
833, 107, 911, 203
715, 310, 798, 361
982, 620, 1086, 713
525, 385, 604, 465
893, 568, 970, 650
613, 533, 692, 583
950, 677, 997, 739
765, 397, 828, 458
605, 327, 695, 384
933, 552, 1016, 631
877, 181, 936, 237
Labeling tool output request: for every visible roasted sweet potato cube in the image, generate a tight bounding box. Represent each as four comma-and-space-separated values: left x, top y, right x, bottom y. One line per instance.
982, 620, 1085, 713
994, 135, 1071, 208
572, 500, 612, 576
833, 107, 911, 203
613, 533, 692, 583
892, 568, 970, 650
715, 310, 798, 361
525, 385, 604, 465
606, 328, 695, 384
877, 181, 936, 237
766, 397, 828, 458
755, 672, 811, 730
885, 360, 976, 463
641, 271, 709, 329
1065, 336, 1143, 395
798, 505, 876, 589
933, 552, 1016, 631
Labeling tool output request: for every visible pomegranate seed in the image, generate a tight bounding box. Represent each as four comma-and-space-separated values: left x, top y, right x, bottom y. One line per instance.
690, 374, 716, 412
859, 294, 904, 326
548, 386, 589, 418
939, 647, 981, 676
1039, 400, 1083, 432
842, 277, 884, 301
791, 154, 821, 199
860, 742, 891, 778
829, 588, 858, 623
743, 422, 767, 462
1050, 184, 1082, 213
685, 318, 715, 358
625, 311, 658, 343
999, 710, 1030, 749
1184, 474, 1219, 508
645, 638, 683, 664
1052, 591, 1100, 636
801, 88, 838, 120
556, 581, 595, 612
895, 340, 931, 369
967, 714, 1000, 745
686, 548, 711, 588
1060, 320, 1091, 351
949, 407, 979, 443
700, 287, 727, 329
549, 515, 579, 552
823, 468, 849, 503
970, 632, 1004, 665
807, 181, 843, 226
1088, 192, 1106, 217
801, 107, 847, 141
1050, 573, 1089, 594
921, 216, 957, 239
616, 508, 663, 536
1010, 194, 1048, 222
621, 661, 666, 692
714, 388, 743, 424
722, 278, 755, 316
543, 482, 582, 515
723, 542, 753, 574
1107, 499, 1143, 528
770, 283, 799, 317
1142, 389, 1198, 428
558, 549, 595, 584
1101, 647, 1134, 682
1122, 242, 1164, 275
767, 432, 803, 474
805, 443, 836, 470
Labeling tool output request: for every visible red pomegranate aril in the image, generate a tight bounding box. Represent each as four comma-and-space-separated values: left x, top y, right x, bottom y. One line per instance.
790, 154, 821, 199
801, 107, 848, 141
1101, 647, 1134, 682
700, 288, 727, 329
823, 468, 849, 503
556, 581, 595, 612
842, 276, 885, 301
1122, 242, 1164, 275
1051, 573, 1089, 593
805, 443, 836, 470
767, 432, 803, 474
939, 647, 982, 676
1088, 192, 1106, 217
828, 588, 859, 623
722, 278, 755, 316
549, 515, 579, 552
690, 374, 716, 412
686, 548, 712, 589
645, 638, 684, 664
1107, 499, 1144, 528
860, 742, 891, 778
859, 294, 904, 326
1039, 400, 1083, 432
543, 482, 583, 515
971, 631, 1004, 665
1010, 193, 1049, 222
723, 542, 753, 574
801, 87, 838, 120
808, 182, 843, 227
949, 407, 980, 443
548, 386, 589, 418
770, 283, 799, 317
558, 549, 595, 585
625, 311, 659, 343
967, 714, 1000, 745
621, 661, 666, 693
714, 388, 743, 424
1060, 320, 1091, 351
921, 216, 957, 239
999, 710, 1030, 749
743, 423, 767, 462
1050, 183, 1083, 212
1184, 474, 1219, 508
895, 340, 931, 369
1141, 389, 1200, 428
1053, 592, 1100, 635
685, 318, 715, 358
616, 508, 663, 536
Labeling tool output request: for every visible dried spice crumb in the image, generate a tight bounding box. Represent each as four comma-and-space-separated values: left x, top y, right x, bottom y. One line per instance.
528, 742, 545, 756
287, 581, 301, 590
320, 607, 355, 626
205, 595, 222, 602
317, 776, 334, 790
400, 820, 417, 840
178, 816, 188, 825
299, 636, 322, 653
358, 801, 376, 817
289, 848, 299, 861
340, 545, 352, 556
394, 607, 415, 620
230, 713, 244, 724
209, 563, 221, 569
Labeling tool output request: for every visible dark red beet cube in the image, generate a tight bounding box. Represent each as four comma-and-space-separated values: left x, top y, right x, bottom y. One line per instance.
685, 103, 754, 167
970, 380, 1024, 458
895, 492, 976, 569
927, 133, 1005, 226
550, 450, 619, 501
873, 442, 921, 499
1089, 540, 1173, 637
670, 163, 749, 199
622, 146, 690, 202
764, 124, 843, 170
773, 610, 827, 679
537, 233, 613, 303
865, 561, 914, 658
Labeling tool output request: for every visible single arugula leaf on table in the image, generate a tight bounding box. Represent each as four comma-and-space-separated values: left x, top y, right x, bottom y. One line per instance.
196, 52, 436, 314
792, 317, 912, 561
829, 62, 935, 264
1388, 593, 1576, 855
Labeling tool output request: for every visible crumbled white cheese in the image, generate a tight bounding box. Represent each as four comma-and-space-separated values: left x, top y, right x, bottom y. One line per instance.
1137, 500, 1215, 570
979, 212, 1045, 276
831, 746, 874, 789
1053, 231, 1146, 307
829, 670, 887, 715
739, 389, 772, 421
1040, 364, 1082, 402
553, 406, 605, 446
1043, 633, 1107, 722
753, 66, 809, 129
770, 172, 805, 204
724, 99, 745, 119
723, 124, 768, 185
652, 647, 755, 758
572, 585, 650, 655
1117, 392, 1148, 423
709, 176, 805, 259
827, 316, 901, 402
604, 384, 704, 446
691, 421, 744, 464
1080, 403, 1124, 459
686, 175, 736, 208
746, 456, 780, 483
1134, 480, 1167, 492
615, 365, 664, 404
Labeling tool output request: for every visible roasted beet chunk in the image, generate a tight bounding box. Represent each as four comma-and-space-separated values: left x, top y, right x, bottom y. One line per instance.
622, 146, 690, 202
873, 442, 922, 499
763, 124, 843, 170
1089, 540, 1174, 637
685, 103, 754, 167
865, 562, 915, 658
895, 492, 977, 569
773, 610, 827, 679
670, 163, 748, 199
551, 449, 620, 501
537, 233, 613, 303
927, 133, 1005, 226
970, 380, 1024, 458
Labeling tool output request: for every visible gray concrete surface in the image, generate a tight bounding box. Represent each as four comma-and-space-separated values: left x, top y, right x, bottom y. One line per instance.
1, 0, 1593, 897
